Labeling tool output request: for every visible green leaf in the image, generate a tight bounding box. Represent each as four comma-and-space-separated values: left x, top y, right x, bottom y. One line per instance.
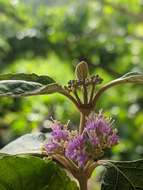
0, 155, 78, 190
94, 72, 143, 103
0, 133, 49, 155
101, 159, 143, 190
0, 73, 55, 84
0, 73, 62, 97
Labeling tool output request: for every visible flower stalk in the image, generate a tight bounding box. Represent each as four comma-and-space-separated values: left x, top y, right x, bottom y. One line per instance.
78, 175, 88, 190
79, 112, 86, 134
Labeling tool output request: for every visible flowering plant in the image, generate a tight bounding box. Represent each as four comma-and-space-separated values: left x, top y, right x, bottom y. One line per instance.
0, 62, 143, 190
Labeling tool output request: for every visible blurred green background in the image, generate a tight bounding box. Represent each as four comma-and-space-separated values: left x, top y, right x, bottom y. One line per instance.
0, 0, 143, 189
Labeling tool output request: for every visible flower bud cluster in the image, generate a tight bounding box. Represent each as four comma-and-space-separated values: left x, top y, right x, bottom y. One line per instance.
67, 75, 103, 90
44, 112, 119, 167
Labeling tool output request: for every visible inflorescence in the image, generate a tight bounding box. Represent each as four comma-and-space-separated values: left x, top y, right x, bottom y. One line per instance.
44, 111, 119, 167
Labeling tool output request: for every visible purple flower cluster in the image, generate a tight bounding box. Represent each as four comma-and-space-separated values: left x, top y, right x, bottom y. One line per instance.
45, 142, 59, 153
44, 112, 119, 167
65, 135, 88, 167
51, 123, 69, 141
84, 112, 119, 159
44, 123, 69, 154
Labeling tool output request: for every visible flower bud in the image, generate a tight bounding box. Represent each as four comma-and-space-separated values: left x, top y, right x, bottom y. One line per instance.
75, 61, 89, 80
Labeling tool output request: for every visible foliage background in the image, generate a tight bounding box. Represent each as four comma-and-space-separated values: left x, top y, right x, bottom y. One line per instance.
0, 0, 143, 189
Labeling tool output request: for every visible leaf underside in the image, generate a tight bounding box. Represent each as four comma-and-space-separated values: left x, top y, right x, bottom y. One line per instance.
0, 73, 61, 97
0, 155, 78, 190
0, 132, 49, 155
101, 159, 143, 190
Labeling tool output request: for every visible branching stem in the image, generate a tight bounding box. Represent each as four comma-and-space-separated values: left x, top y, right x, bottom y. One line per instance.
58, 90, 80, 111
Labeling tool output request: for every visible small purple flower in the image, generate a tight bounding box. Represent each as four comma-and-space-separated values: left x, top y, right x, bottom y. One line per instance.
85, 112, 119, 158
44, 122, 69, 155
108, 132, 119, 146
44, 142, 59, 153
77, 152, 88, 167
65, 135, 83, 157
85, 113, 112, 135
89, 136, 99, 145
52, 129, 69, 141
65, 135, 89, 167
50, 123, 69, 141
66, 135, 84, 152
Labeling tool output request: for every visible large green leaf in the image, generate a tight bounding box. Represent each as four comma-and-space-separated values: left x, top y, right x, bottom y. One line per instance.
0, 133, 49, 155
94, 72, 143, 104
0, 155, 78, 190
0, 73, 62, 97
101, 159, 143, 190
